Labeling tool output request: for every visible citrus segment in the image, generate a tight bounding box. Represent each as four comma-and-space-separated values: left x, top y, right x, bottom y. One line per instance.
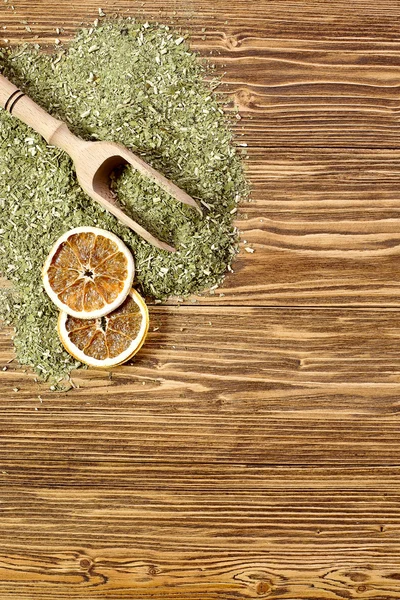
90, 235, 119, 266
95, 276, 123, 303
52, 243, 81, 269
68, 231, 95, 264
42, 226, 135, 319
47, 266, 80, 293
96, 252, 128, 278
58, 288, 149, 367
69, 325, 95, 349
66, 317, 97, 331
58, 279, 86, 312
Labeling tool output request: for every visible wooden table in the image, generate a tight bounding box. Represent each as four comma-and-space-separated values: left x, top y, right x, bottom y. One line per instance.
1, 1, 400, 598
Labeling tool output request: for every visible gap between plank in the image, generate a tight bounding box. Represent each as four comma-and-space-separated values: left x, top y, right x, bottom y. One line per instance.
163, 304, 400, 310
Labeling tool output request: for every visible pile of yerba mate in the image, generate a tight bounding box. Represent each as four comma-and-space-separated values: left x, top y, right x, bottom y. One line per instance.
0, 18, 248, 381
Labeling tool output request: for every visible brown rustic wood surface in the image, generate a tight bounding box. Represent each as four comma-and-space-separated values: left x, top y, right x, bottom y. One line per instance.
1, 0, 400, 598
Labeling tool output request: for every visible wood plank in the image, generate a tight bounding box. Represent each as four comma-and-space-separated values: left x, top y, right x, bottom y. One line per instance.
1, 2, 400, 599
3, 5, 400, 306
7, 0, 400, 40
1, 549, 400, 600
1, 461, 400, 490
196, 148, 400, 305
2, 307, 400, 465
3, 3, 400, 149
5, 148, 400, 306
210, 38, 400, 150
0, 463, 399, 598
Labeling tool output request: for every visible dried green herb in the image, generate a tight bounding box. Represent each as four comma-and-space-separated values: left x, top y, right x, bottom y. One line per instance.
0, 18, 248, 381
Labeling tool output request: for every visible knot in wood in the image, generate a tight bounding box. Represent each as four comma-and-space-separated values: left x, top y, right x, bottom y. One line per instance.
80, 558, 92, 570
226, 35, 239, 48
256, 580, 271, 596
147, 564, 158, 577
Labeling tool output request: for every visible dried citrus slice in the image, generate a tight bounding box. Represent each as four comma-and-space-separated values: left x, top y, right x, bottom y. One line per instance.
58, 288, 149, 367
42, 226, 134, 319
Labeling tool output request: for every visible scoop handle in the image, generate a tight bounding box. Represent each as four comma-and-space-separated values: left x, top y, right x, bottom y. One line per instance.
0, 73, 64, 143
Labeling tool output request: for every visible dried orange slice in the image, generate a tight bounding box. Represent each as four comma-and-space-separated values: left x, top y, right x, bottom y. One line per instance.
58, 288, 149, 367
42, 227, 134, 319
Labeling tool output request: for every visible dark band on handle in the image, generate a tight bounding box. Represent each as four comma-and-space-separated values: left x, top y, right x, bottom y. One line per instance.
4, 89, 25, 114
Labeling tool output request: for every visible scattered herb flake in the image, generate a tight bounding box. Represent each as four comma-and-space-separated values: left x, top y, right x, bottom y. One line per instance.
0, 18, 248, 381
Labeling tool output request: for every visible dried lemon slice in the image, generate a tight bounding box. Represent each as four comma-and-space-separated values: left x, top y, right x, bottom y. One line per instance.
42, 226, 134, 319
58, 288, 149, 367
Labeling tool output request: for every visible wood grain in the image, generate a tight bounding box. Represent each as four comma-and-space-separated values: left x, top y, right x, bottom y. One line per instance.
197, 148, 400, 305
5, 148, 400, 306
2, 0, 400, 149
2, 1, 400, 598
2, 307, 400, 465
3, 2, 400, 305
8, 0, 400, 40
0, 499, 398, 599
0, 462, 398, 598
4, 1, 400, 150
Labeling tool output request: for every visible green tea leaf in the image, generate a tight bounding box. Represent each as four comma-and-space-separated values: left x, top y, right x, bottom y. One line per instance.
0, 18, 248, 381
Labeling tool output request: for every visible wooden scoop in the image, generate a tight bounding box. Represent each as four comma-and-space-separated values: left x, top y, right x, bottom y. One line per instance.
0, 73, 202, 252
